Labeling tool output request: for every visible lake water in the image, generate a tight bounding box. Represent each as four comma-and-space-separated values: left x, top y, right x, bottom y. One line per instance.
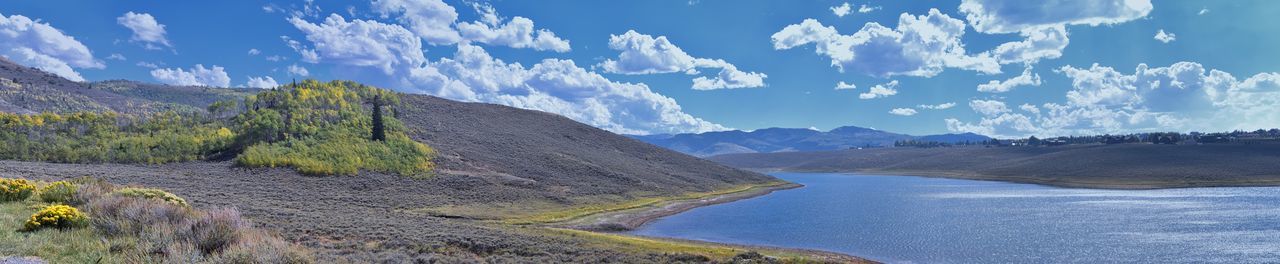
628, 173, 1280, 263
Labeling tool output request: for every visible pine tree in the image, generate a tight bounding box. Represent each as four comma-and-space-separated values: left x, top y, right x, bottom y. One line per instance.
371, 94, 386, 142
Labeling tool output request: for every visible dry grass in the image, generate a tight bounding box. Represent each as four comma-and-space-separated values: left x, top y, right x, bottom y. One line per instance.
501, 181, 792, 225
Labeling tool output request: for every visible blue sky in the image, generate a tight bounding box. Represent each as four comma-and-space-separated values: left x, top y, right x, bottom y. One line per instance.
2, 0, 1278, 137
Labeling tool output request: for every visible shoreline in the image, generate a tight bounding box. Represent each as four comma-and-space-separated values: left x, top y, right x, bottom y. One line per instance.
553, 181, 802, 231
752, 168, 1280, 190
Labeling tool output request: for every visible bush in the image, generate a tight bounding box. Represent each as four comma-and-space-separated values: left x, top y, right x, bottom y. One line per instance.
1, 178, 36, 202
114, 187, 189, 207
38, 181, 78, 204
22, 204, 89, 231
188, 208, 248, 254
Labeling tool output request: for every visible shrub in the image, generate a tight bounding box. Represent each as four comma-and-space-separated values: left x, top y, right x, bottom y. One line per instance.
22, 204, 89, 231
38, 181, 78, 204
1, 178, 36, 202
114, 187, 189, 207
188, 208, 248, 254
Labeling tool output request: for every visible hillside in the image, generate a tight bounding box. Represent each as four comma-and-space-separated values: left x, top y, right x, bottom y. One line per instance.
710, 143, 1280, 189
631, 126, 990, 157
0, 58, 253, 115
0, 62, 848, 262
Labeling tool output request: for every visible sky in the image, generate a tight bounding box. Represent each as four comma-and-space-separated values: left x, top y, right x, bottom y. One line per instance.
2, 0, 1279, 137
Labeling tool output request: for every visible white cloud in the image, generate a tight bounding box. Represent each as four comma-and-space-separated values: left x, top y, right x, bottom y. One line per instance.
136, 61, 159, 69
286, 14, 725, 135
969, 99, 1011, 116
831, 2, 853, 17
1154, 29, 1176, 43
266, 55, 285, 62
0, 12, 104, 82
834, 81, 857, 90
288, 14, 426, 76
959, 0, 1153, 34
371, 0, 461, 45
1198, 8, 1209, 15
248, 48, 261, 55
859, 80, 898, 99
455, 3, 571, 52
918, 102, 956, 110
150, 64, 230, 87
947, 61, 1280, 137
288, 64, 310, 76
961, 0, 1151, 65
600, 30, 766, 90
858, 4, 881, 13
771, 9, 1000, 78
978, 65, 1041, 93
107, 53, 127, 61
889, 108, 918, 116
117, 12, 172, 50
244, 76, 279, 88
1019, 103, 1040, 114
372, 0, 569, 52
991, 25, 1069, 64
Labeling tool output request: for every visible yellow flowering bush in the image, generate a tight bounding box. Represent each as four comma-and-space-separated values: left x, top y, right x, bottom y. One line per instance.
22, 204, 88, 231
38, 181, 78, 204
1, 178, 36, 202
114, 187, 189, 207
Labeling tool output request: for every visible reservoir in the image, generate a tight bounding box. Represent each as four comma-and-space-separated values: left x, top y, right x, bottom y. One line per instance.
628, 173, 1280, 263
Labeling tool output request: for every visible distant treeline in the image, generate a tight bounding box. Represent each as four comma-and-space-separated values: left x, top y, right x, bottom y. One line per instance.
0, 80, 436, 177
895, 129, 1280, 148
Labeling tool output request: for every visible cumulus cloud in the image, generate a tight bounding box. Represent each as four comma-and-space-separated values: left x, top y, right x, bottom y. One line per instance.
372, 0, 569, 52
834, 81, 857, 90
370, 0, 460, 45
244, 76, 279, 88
288, 64, 310, 76
831, 3, 853, 17
117, 12, 172, 50
947, 61, 1280, 137
961, 0, 1151, 65
286, 14, 725, 135
0, 12, 104, 82
600, 30, 766, 90
150, 64, 230, 87
889, 108, 918, 116
136, 61, 159, 69
859, 80, 898, 99
978, 65, 1041, 93
771, 9, 1000, 78
918, 102, 956, 110
106, 53, 127, 61
248, 48, 261, 55
959, 0, 1153, 34
1198, 8, 1209, 15
455, 3, 571, 52
1154, 29, 1176, 43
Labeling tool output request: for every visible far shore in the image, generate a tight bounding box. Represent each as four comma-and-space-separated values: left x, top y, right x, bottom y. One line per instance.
752, 168, 1280, 190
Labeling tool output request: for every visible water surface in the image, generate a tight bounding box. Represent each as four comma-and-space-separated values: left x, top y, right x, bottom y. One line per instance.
629, 173, 1280, 263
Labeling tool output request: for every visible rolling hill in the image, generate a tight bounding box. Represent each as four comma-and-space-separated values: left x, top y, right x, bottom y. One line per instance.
0, 57, 254, 115
630, 126, 991, 157
0, 59, 830, 262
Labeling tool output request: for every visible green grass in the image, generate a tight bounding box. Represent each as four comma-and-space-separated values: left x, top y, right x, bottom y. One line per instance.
0, 202, 114, 263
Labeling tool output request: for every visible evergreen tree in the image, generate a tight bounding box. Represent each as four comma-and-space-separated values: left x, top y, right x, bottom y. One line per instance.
371, 94, 386, 142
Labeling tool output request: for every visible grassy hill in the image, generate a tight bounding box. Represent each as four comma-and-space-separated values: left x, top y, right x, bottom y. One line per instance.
0, 58, 254, 115
710, 143, 1280, 189
0, 61, 848, 262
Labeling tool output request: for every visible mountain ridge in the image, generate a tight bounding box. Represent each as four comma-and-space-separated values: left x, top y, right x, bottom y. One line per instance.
630, 126, 991, 157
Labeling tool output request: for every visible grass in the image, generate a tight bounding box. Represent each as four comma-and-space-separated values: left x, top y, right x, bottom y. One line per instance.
0, 202, 114, 263
540, 228, 842, 263
502, 180, 793, 225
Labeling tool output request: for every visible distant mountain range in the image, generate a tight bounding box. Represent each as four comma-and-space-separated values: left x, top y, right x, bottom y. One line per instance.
629, 126, 991, 157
